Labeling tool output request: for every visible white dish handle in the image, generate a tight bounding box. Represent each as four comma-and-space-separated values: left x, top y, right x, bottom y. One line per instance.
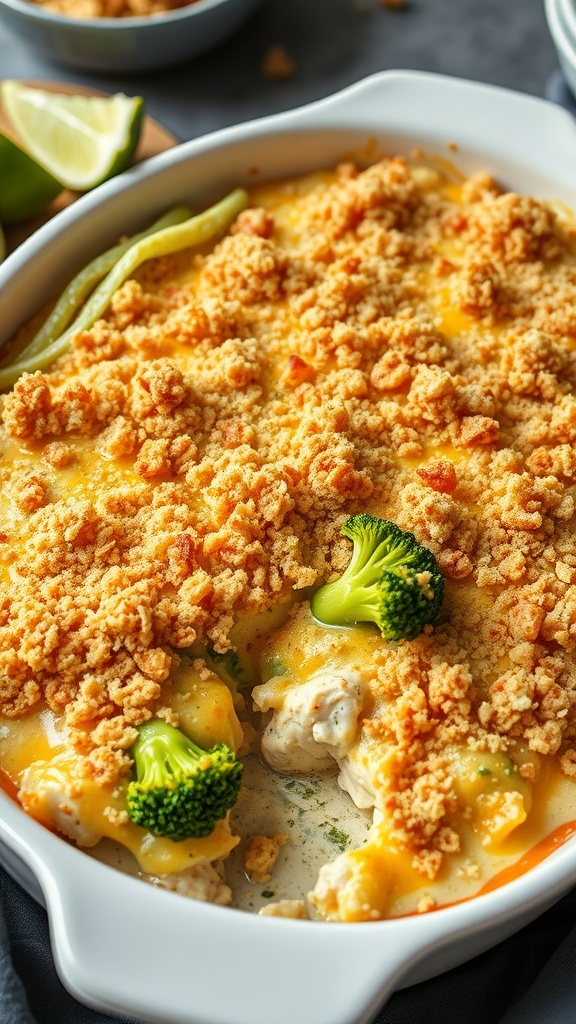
38, 835, 419, 1024
3, 794, 576, 1024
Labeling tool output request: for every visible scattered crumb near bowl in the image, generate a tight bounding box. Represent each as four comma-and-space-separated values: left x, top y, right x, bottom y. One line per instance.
258, 899, 308, 919
28, 0, 200, 17
261, 46, 296, 79
244, 832, 289, 884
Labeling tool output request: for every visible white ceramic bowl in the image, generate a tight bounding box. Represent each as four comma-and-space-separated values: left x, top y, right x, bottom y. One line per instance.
558, 0, 576, 39
1, 71, 576, 1024
545, 0, 576, 99
0, 0, 259, 73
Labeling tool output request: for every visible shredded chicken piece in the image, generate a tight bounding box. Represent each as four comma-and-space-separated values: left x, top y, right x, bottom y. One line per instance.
252, 673, 364, 773
19, 759, 103, 847
309, 848, 390, 922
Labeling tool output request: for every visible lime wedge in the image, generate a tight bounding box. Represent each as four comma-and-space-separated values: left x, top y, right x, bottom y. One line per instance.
0, 130, 63, 224
0, 82, 144, 192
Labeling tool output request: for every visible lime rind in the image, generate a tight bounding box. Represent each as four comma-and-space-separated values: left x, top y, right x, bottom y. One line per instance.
0, 131, 63, 224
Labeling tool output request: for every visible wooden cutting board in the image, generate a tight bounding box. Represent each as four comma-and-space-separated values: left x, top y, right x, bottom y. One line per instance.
0, 81, 178, 254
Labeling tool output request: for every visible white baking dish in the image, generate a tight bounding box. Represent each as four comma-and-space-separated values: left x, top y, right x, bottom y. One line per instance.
1, 70, 576, 1024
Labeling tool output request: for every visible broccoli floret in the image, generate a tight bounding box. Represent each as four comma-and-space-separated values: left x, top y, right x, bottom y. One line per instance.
126, 719, 243, 841
311, 514, 444, 643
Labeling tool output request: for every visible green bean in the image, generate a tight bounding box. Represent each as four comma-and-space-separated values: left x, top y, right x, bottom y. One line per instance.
16, 206, 193, 364
0, 188, 248, 390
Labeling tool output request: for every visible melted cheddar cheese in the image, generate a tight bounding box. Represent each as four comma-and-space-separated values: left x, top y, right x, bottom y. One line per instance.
0, 662, 242, 874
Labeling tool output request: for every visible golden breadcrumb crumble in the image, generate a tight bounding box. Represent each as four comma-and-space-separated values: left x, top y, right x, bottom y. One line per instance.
1, 156, 576, 878
243, 831, 288, 884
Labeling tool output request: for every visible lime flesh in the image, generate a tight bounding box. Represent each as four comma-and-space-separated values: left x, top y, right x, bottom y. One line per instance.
0, 82, 144, 192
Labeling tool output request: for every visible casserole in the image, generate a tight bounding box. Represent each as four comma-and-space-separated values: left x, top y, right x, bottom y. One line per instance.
1, 70, 576, 1024
0, 0, 260, 72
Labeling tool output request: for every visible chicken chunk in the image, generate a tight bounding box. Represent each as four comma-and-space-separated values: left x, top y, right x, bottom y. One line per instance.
258, 899, 308, 918
309, 823, 424, 922
19, 755, 102, 847
252, 672, 364, 773
309, 846, 393, 922
336, 753, 378, 810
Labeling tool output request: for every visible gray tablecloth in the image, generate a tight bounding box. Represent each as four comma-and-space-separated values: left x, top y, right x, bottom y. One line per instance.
1, 1, 574, 1022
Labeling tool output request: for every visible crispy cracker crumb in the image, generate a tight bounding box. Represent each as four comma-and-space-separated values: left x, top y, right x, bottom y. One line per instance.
244, 832, 289, 884
261, 46, 296, 79
30, 0, 203, 17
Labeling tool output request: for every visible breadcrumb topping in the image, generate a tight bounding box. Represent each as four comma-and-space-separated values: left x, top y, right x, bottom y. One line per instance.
1, 156, 576, 849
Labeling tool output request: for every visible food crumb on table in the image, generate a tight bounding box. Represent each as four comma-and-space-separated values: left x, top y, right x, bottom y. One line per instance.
261, 45, 296, 79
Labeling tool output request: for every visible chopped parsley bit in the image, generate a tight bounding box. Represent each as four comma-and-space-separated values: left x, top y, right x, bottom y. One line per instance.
261, 889, 275, 899
284, 778, 320, 799
324, 825, 349, 852
206, 647, 249, 685
477, 766, 492, 776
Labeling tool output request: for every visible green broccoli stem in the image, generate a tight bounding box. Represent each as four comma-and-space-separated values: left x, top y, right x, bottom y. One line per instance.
133, 719, 212, 786
310, 513, 444, 642
311, 522, 412, 627
310, 563, 381, 628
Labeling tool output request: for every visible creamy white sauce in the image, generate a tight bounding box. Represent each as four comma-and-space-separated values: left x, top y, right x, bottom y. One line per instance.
227, 754, 373, 913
